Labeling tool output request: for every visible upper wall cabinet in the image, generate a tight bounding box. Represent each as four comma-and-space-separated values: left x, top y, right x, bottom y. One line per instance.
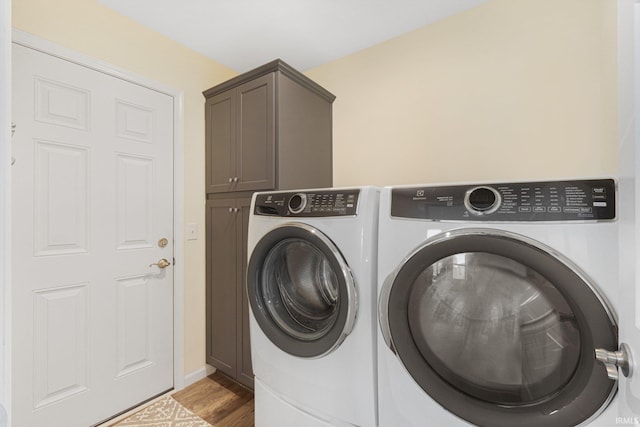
205, 74, 275, 193
204, 59, 335, 194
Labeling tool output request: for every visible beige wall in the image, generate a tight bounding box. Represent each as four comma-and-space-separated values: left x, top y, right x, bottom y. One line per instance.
12, 0, 236, 376
307, 0, 618, 186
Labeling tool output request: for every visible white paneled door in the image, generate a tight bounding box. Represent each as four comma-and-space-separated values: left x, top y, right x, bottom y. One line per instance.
11, 43, 174, 427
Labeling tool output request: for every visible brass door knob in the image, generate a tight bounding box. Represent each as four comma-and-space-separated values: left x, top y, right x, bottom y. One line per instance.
149, 258, 171, 268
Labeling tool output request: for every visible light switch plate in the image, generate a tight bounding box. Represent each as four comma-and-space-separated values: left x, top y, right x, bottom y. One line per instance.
186, 222, 198, 240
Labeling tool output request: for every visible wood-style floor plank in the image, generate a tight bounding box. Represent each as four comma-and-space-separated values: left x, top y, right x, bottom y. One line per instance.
172, 371, 254, 426
212, 400, 255, 427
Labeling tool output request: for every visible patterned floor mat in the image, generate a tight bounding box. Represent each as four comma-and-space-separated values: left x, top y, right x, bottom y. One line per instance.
110, 395, 212, 427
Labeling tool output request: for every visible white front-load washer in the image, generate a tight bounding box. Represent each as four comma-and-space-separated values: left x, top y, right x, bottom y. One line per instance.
377, 179, 624, 427
247, 187, 379, 427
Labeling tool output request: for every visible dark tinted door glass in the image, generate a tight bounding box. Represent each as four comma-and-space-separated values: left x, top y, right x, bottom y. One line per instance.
261, 238, 340, 341
408, 252, 581, 405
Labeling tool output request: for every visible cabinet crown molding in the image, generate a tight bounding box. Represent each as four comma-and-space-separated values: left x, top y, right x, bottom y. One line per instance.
203, 59, 336, 103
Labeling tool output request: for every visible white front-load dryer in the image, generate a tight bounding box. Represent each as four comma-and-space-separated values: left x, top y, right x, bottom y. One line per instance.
377, 179, 623, 427
247, 187, 379, 427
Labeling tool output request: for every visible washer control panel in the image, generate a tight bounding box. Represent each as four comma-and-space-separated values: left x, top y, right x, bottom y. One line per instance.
254, 189, 360, 217
391, 179, 615, 221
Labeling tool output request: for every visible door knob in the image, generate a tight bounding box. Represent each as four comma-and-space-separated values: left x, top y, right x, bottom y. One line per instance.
149, 258, 171, 268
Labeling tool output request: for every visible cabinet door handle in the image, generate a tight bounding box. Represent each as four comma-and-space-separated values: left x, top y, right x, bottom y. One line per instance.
233, 177, 239, 182
228, 207, 239, 213
228, 177, 233, 183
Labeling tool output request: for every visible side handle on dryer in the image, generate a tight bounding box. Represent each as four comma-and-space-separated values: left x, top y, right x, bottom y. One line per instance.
595, 343, 633, 380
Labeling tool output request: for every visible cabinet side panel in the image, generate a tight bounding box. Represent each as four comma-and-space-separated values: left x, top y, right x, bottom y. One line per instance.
277, 73, 333, 190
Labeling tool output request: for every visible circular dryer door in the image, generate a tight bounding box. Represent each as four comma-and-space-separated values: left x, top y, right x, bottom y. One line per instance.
379, 228, 617, 427
247, 222, 357, 358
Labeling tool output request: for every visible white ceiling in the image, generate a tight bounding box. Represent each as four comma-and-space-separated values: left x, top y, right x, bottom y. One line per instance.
98, 0, 489, 73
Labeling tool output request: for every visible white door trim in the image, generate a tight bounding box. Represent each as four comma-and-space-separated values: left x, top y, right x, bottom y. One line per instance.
1, 1, 13, 425
11, 29, 186, 393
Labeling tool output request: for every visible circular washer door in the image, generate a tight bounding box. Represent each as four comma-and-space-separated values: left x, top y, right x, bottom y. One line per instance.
247, 222, 357, 358
380, 228, 617, 427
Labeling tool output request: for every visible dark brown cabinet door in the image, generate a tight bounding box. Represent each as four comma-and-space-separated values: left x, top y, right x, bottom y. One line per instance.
206, 74, 275, 194
205, 89, 236, 193
206, 198, 238, 377
206, 196, 253, 389
236, 74, 275, 193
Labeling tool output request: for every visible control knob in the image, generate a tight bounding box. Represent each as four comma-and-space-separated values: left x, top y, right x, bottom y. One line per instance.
464, 186, 501, 216
288, 193, 307, 214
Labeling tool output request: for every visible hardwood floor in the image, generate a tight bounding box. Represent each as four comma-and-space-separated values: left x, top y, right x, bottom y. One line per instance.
172, 371, 255, 426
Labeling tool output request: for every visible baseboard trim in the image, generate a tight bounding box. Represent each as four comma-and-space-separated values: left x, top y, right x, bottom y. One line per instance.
183, 365, 217, 388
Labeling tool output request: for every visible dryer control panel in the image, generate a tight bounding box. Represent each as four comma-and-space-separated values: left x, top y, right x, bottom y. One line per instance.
391, 179, 615, 221
254, 189, 360, 217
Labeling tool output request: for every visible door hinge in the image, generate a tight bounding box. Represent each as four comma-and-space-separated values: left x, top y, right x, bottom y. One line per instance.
11, 122, 16, 166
